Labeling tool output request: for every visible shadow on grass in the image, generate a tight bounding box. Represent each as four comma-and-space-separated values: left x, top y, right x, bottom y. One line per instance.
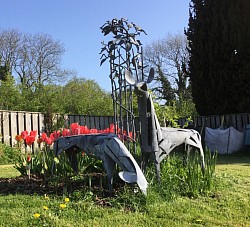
216, 150, 250, 165
0, 173, 123, 197
0, 174, 55, 196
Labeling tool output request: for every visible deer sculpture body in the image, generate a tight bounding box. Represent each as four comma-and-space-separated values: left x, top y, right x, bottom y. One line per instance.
53, 133, 148, 194
125, 69, 205, 180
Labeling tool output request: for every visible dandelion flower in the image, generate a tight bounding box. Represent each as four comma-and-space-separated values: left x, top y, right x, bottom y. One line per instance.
33, 213, 40, 218
196, 219, 203, 223
65, 197, 70, 203
43, 205, 49, 210
44, 194, 49, 200
60, 203, 66, 209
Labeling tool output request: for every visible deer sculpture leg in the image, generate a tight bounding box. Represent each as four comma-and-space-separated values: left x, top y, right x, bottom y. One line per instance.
102, 153, 116, 194
153, 152, 161, 183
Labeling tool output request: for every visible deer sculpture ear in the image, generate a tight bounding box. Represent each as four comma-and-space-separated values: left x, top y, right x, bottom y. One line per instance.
147, 67, 154, 84
124, 69, 136, 85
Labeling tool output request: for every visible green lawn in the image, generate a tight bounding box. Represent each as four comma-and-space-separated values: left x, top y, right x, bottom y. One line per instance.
0, 164, 21, 178
0, 155, 249, 226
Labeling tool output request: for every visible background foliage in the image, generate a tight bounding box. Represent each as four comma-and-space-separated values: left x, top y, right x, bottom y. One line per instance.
186, 0, 250, 115
0, 29, 113, 116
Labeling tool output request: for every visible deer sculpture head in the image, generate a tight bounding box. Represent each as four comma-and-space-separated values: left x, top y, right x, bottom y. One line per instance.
124, 67, 154, 98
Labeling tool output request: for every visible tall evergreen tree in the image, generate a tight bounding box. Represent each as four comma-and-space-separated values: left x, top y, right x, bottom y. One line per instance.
0, 65, 10, 81
186, 0, 250, 115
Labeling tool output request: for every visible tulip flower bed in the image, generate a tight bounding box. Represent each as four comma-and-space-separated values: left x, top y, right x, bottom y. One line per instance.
13, 123, 134, 194
12, 121, 219, 198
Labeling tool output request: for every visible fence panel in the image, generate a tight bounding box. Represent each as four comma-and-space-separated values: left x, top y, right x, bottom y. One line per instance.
2, 112, 10, 145
17, 112, 25, 135
10, 112, 17, 147
0, 112, 3, 142
25, 112, 32, 132
38, 113, 44, 135
179, 113, 250, 132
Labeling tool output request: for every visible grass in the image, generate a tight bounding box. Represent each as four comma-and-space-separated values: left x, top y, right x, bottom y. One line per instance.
0, 155, 250, 226
0, 164, 21, 178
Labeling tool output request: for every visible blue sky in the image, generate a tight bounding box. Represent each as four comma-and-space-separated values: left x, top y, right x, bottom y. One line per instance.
0, 0, 190, 91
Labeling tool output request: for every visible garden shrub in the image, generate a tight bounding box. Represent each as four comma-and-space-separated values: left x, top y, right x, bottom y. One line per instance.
0, 143, 20, 164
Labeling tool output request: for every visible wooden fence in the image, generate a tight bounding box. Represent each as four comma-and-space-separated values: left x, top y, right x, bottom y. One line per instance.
178, 113, 250, 134
0, 110, 114, 147
1, 110, 250, 147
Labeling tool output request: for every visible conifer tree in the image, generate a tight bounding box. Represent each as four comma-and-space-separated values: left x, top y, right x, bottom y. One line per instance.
186, 0, 250, 115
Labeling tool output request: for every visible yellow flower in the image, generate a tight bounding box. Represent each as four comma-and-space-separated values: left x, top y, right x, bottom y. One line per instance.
44, 194, 49, 200
53, 157, 59, 164
196, 219, 203, 223
33, 213, 40, 218
60, 203, 66, 209
65, 197, 70, 203
43, 205, 49, 210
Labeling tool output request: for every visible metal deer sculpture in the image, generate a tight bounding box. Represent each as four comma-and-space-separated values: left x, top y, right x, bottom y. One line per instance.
125, 69, 206, 181
53, 133, 148, 194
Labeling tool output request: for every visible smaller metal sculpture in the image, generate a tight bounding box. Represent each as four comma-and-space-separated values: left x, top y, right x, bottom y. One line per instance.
125, 70, 205, 180
53, 133, 148, 194
100, 18, 146, 153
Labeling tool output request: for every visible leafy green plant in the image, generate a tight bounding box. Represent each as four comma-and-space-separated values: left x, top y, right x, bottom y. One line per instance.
202, 149, 217, 191
146, 149, 217, 200
0, 143, 20, 164
154, 95, 197, 128
14, 145, 55, 178
185, 152, 202, 197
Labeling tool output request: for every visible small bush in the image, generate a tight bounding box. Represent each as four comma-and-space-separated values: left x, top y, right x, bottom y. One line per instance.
0, 143, 20, 164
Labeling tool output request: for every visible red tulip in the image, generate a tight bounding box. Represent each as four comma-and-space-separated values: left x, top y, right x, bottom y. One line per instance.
25, 135, 36, 146
26, 155, 31, 162
51, 130, 60, 140
109, 124, 115, 133
41, 132, 47, 142
80, 126, 90, 134
62, 128, 71, 137
29, 130, 37, 137
109, 123, 121, 134
45, 137, 53, 145
21, 131, 28, 140
70, 123, 80, 135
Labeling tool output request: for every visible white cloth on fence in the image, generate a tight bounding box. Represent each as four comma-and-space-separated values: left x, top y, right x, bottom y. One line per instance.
204, 127, 244, 154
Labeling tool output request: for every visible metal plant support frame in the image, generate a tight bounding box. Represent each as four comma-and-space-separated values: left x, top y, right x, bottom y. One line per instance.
100, 18, 147, 152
